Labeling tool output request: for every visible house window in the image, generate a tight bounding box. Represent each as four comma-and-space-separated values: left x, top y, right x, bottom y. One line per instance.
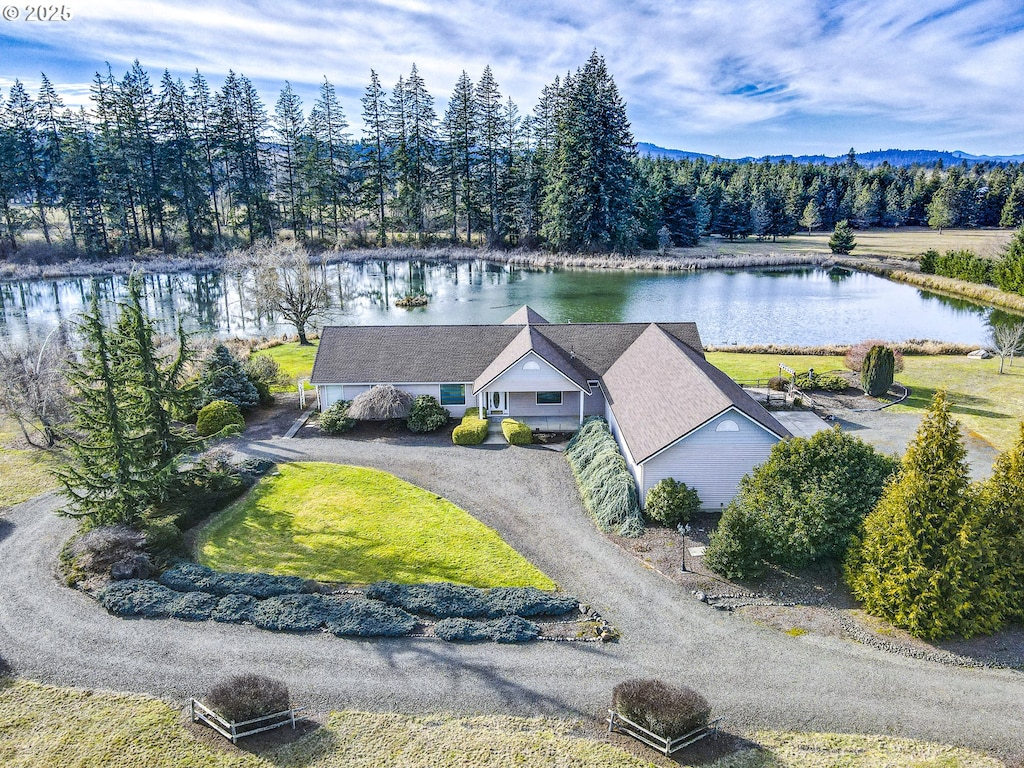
537, 391, 562, 405
440, 383, 466, 406
716, 419, 739, 432
523, 360, 541, 371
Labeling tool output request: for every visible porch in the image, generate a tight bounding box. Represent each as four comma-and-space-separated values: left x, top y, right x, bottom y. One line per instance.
487, 414, 583, 433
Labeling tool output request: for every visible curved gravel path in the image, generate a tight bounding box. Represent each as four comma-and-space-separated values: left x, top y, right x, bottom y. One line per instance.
1, 433, 1023, 759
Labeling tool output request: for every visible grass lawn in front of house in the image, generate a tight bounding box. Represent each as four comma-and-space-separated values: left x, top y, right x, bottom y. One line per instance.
256, 341, 317, 392
197, 462, 555, 588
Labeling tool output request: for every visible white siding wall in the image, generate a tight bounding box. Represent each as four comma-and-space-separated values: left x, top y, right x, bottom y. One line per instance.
319, 385, 346, 410
605, 403, 642, 493
508, 391, 578, 417
485, 351, 582, 393
640, 410, 779, 510
318, 382, 472, 416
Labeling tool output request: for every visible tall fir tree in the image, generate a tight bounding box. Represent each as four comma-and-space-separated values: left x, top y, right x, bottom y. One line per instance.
273, 82, 307, 241
308, 77, 352, 242
360, 70, 390, 246
977, 423, 1024, 622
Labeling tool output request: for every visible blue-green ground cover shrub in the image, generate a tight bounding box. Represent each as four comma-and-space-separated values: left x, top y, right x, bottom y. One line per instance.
487, 615, 540, 643
168, 591, 220, 621
564, 417, 643, 537
324, 599, 416, 637
159, 563, 311, 598
434, 617, 491, 643
211, 593, 258, 624
484, 587, 578, 618
250, 594, 343, 632
99, 580, 179, 618
365, 581, 490, 618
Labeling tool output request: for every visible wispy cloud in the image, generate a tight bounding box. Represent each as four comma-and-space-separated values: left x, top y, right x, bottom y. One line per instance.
2, 0, 1022, 155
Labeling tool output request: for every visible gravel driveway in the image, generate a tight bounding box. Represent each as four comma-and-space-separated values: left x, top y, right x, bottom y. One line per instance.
1, 434, 1023, 759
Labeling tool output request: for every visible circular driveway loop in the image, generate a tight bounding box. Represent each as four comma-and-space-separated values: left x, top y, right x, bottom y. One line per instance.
0, 434, 1022, 758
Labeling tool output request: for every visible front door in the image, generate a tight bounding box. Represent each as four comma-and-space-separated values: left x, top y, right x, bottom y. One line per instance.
488, 390, 508, 415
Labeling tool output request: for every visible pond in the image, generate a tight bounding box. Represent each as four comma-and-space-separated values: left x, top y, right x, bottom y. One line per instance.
0, 260, 1014, 347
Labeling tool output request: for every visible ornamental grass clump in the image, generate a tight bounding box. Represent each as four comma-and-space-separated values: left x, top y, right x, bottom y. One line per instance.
612, 679, 711, 740
565, 418, 643, 537
205, 674, 290, 724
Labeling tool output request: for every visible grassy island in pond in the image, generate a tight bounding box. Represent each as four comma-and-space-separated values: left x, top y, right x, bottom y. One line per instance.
197, 462, 555, 589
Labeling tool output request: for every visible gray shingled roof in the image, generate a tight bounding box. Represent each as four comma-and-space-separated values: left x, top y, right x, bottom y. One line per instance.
602, 324, 791, 463
502, 306, 549, 325
473, 325, 591, 395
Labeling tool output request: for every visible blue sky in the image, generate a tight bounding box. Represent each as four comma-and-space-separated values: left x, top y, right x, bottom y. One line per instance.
2, 0, 1022, 157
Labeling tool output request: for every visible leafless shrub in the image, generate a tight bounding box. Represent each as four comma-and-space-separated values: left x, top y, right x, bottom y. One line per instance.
348, 384, 414, 421
612, 678, 711, 740
205, 674, 290, 723
66, 525, 147, 576
845, 340, 905, 373
0, 329, 70, 447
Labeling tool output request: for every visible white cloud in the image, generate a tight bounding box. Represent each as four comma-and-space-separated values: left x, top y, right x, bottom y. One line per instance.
3, 0, 1022, 155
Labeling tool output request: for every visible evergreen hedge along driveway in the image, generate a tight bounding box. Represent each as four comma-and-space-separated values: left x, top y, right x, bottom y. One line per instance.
197, 462, 556, 589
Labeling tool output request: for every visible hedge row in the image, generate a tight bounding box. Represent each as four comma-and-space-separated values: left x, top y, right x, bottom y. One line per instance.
159, 562, 312, 598
365, 581, 578, 619
564, 417, 643, 537
453, 410, 489, 445
434, 615, 540, 643
501, 418, 532, 445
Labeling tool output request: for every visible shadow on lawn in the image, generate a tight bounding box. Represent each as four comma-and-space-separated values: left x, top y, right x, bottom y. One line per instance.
900, 384, 1011, 420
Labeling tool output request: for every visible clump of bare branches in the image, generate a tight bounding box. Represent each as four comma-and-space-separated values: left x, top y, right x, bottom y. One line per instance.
0, 327, 70, 447
991, 322, 1024, 374
228, 244, 328, 345
348, 385, 414, 421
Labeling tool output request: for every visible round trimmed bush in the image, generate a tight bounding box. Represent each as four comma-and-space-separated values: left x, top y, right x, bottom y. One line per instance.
407, 395, 450, 433
212, 594, 258, 624
644, 478, 701, 528
196, 400, 245, 437
99, 579, 179, 618
319, 400, 357, 434
205, 674, 290, 723
324, 599, 417, 637
434, 617, 490, 643
487, 615, 540, 643
501, 418, 532, 445
612, 679, 711, 740
452, 413, 489, 446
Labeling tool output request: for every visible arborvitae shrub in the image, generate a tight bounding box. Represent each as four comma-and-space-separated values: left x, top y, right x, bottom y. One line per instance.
501, 418, 532, 445
845, 340, 904, 373
407, 395, 451, 433
612, 679, 711, 739
703, 503, 769, 580
564, 418, 643, 537
318, 400, 357, 434
205, 674, 290, 723
644, 479, 701, 527
861, 345, 896, 397
196, 400, 245, 437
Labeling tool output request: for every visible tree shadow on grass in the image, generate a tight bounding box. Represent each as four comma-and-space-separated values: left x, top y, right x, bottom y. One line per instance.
900, 384, 1011, 420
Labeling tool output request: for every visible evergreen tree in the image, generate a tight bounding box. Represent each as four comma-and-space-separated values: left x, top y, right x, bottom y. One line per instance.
390, 65, 437, 241
846, 392, 1004, 639
273, 82, 307, 241
188, 70, 224, 243
861, 344, 895, 397
201, 344, 259, 409
0, 85, 24, 253
799, 199, 821, 233
475, 65, 503, 242
440, 71, 477, 244
6, 81, 51, 244
995, 227, 1024, 295
360, 70, 390, 246
828, 219, 856, 254
977, 422, 1024, 622
57, 109, 108, 255
1000, 177, 1024, 228
308, 77, 352, 242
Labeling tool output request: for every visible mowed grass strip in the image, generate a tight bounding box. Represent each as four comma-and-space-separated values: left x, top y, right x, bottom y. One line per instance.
708, 352, 1024, 451
257, 341, 317, 392
0, 449, 57, 508
0, 679, 1005, 768
197, 462, 555, 589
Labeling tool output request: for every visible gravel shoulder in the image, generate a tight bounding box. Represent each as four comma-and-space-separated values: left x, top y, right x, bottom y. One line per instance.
0, 434, 1023, 759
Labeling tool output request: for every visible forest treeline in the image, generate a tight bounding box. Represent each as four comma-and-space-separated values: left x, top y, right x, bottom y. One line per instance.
2, 52, 1024, 260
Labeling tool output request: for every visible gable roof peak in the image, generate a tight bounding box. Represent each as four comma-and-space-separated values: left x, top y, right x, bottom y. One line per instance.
503, 305, 550, 325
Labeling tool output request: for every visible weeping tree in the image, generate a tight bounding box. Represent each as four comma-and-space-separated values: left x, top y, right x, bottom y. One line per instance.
347, 384, 414, 420
234, 244, 328, 345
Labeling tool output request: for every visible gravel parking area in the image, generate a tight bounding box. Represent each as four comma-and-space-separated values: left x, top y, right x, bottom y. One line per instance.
1, 434, 1023, 759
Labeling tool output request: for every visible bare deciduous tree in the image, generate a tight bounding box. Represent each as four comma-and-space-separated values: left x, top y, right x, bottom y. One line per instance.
991, 321, 1024, 374
0, 327, 70, 447
231, 244, 328, 345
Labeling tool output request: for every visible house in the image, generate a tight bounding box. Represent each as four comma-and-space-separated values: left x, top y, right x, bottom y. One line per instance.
310, 306, 791, 510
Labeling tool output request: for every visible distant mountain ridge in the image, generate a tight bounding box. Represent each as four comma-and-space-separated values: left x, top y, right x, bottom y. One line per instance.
636, 142, 1024, 167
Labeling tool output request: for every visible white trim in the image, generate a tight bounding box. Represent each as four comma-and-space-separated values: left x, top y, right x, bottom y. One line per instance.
473, 350, 589, 395
638, 407, 784, 466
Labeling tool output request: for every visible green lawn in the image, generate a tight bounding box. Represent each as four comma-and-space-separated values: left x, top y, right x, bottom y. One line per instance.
197, 462, 555, 588
255, 341, 317, 392
0, 449, 57, 508
0, 678, 1004, 768
708, 351, 1024, 452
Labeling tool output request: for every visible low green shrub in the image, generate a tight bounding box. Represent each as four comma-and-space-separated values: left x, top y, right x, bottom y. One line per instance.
487, 615, 540, 643
205, 674, 290, 723
196, 400, 245, 437
794, 372, 848, 391
612, 679, 711, 740
644, 479, 701, 527
407, 395, 451, 433
159, 563, 312, 598
211, 594, 258, 624
250, 593, 343, 632
140, 515, 185, 562
65, 525, 148, 580
366, 581, 490, 618
564, 418, 643, 537
452, 412, 489, 446
168, 591, 219, 621
703, 503, 769, 580
99, 580, 179, 618
434, 617, 491, 643
484, 587, 578, 618
243, 354, 284, 406
319, 400, 357, 434
324, 599, 417, 637
501, 418, 532, 445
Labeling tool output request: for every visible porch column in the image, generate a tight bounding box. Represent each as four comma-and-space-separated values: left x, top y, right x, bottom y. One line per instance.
478, 391, 484, 420
579, 390, 584, 425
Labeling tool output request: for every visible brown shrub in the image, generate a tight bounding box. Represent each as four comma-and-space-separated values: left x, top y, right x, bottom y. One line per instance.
205, 674, 290, 723
612, 678, 711, 740
845, 340, 905, 373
